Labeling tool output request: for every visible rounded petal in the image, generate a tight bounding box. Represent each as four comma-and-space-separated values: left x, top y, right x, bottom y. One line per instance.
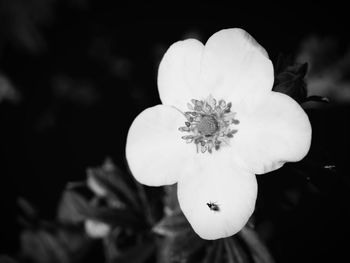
232, 91, 312, 174
126, 105, 194, 186
158, 39, 204, 109
199, 28, 274, 105
177, 151, 257, 240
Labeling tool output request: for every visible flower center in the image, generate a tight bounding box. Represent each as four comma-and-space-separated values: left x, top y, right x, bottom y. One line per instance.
178, 95, 240, 153
197, 115, 218, 136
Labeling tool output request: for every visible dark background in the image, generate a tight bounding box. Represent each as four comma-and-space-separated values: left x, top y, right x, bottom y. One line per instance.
1, 1, 350, 262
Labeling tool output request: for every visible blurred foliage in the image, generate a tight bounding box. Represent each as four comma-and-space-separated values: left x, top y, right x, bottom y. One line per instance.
0, 0, 87, 54
296, 36, 350, 104
0, 74, 20, 104
273, 55, 329, 104
1, 158, 276, 263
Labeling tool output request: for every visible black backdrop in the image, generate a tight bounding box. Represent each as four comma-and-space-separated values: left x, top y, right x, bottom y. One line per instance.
1, 1, 350, 262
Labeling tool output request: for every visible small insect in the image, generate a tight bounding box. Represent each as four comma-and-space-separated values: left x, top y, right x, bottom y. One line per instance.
207, 201, 220, 212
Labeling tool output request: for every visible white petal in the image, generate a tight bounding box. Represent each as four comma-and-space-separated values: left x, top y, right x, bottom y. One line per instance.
177, 151, 257, 240
158, 39, 204, 109
126, 105, 195, 186
199, 28, 274, 105
232, 91, 312, 174
157, 29, 273, 109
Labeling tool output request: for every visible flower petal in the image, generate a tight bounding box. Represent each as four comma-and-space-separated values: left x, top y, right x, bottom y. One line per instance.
126, 105, 194, 186
158, 39, 204, 109
177, 151, 257, 240
199, 28, 274, 105
232, 91, 312, 175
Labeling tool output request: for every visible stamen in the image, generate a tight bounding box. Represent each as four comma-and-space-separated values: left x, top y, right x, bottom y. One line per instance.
179, 95, 240, 153
197, 115, 218, 136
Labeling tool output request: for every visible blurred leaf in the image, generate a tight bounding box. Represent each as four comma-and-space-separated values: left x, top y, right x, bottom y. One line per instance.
102, 229, 122, 259
52, 75, 99, 106
273, 61, 308, 103
20, 226, 90, 263
274, 53, 293, 74
202, 242, 217, 263
223, 239, 235, 263
85, 219, 111, 238
87, 207, 141, 228
212, 240, 224, 263
153, 210, 190, 237
155, 188, 209, 262
58, 190, 141, 228
0, 0, 55, 53
87, 159, 140, 210
56, 227, 91, 256
157, 228, 206, 263
17, 198, 40, 228
17, 197, 38, 219
134, 182, 157, 226
163, 185, 181, 216
0, 255, 18, 263
57, 190, 89, 224
238, 226, 275, 263
224, 238, 249, 263
109, 240, 155, 263
0, 74, 20, 104
21, 230, 69, 263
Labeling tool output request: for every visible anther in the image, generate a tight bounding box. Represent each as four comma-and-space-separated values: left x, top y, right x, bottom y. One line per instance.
197, 115, 218, 136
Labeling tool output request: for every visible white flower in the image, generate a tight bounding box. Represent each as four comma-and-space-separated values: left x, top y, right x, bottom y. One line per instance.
126, 28, 312, 240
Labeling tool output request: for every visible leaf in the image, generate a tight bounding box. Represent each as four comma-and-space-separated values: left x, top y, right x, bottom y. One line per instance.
17, 198, 41, 228
20, 226, 91, 263
223, 239, 235, 263
273, 60, 309, 103
274, 53, 292, 75
58, 190, 142, 228
153, 209, 190, 237
213, 240, 224, 263
87, 207, 142, 228
56, 227, 91, 257
238, 226, 275, 263
20, 230, 69, 263
57, 190, 90, 224
163, 185, 181, 216
17, 197, 38, 219
108, 240, 155, 263
87, 158, 140, 210
224, 237, 250, 263
157, 229, 206, 263
0, 255, 18, 263
202, 242, 218, 263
